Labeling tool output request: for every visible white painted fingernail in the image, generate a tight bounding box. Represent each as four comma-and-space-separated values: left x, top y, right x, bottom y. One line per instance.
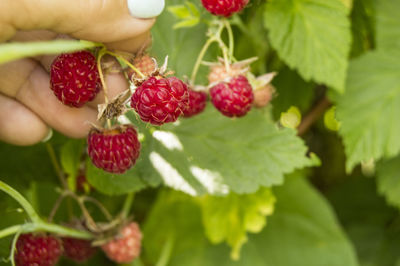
127, 0, 165, 19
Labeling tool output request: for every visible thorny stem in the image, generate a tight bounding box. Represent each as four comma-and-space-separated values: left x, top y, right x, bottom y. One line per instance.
297, 96, 332, 136
46, 143, 68, 189
106, 51, 146, 79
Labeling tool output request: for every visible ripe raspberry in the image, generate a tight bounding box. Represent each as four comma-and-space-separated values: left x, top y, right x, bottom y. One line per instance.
101, 222, 142, 264
201, 0, 249, 17
131, 77, 189, 125
62, 237, 96, 263
15, 233, 62, 266
210, 75, 254, 117
50, 51, 101, 108
88, 125, 141, 174
253, 84, 274, 108
128, 54, 157, 80
183, 90, 207, 118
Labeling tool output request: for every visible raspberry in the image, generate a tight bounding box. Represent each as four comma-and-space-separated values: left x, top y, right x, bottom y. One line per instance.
50, 51, 101, 108
201, 0, 249, 17
208, 64, 244, 84
14, 233, 62, 266
129, 54, 157, 80
183, 90, 207, 118
131, 76, 189, 125
88, 125, 141, 174
62, 237, 96, 263
253, 84, 274, 108
101, 222, 142, 264
210, 75, 254, 117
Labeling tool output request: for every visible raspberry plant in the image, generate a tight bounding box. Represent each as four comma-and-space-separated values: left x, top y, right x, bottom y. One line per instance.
0, 0, 400, 265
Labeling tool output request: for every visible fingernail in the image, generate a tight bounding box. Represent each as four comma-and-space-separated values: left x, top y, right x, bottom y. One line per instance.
127, 0, 165, 19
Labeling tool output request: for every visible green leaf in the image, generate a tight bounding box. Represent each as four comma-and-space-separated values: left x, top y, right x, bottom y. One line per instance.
271, 67, 315, 119
327, 176, 400, 266
0, 40, 100, 65
60, 140, 84, 192
376, 0, 400, 51
264, 0, 351, 92
336, 50, 400, 172
132, 108, 313, 195
376, 155, 400, 208
86, 159, 149, 196
173, 18, 200, 29
143, 176, 359, 266
168, 5, 191, 19
199, 188, 276, 260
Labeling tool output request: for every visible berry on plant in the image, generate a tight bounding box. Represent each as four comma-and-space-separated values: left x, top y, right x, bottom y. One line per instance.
101, 222, 142, 264
128, 54, 157, 80
201, 0, 249, 17
253, 84, 275, 108
88, 125, 141, 174
131, 76, 189, 125
15, 233, 62, 266
62, 237, 96, 263
50, 51, 101, 108
210, 75, 254, 117
183, 89, 207, 118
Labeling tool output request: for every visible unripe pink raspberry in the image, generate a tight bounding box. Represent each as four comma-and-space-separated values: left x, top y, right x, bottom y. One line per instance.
101, 222, 142, 264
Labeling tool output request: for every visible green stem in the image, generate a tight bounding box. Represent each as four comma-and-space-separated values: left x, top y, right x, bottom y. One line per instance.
106, 51, 146, 79
0, 181, 41, 223
155, 235, 175, 266
9, 230, 22, 266
190, 37, 217, 84
46, 143, 67, 189
34, 221, 93, 239
120, 192, 135, 220
223, 19, 234, 58
0, 225, 23, 239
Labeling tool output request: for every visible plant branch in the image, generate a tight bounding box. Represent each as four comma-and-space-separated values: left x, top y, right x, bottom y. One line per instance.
297, 97, 332, 136
0, 225, 23, 239
0, 181, 41, 223
120, 193, 134, 220
46, 143, 68, 189
223, 19, 234, 58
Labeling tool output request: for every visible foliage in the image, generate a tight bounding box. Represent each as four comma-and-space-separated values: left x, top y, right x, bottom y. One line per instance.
0, 0, 399, 265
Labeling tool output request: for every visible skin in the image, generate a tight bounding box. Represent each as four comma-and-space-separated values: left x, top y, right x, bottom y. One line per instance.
0, 0, 155, 145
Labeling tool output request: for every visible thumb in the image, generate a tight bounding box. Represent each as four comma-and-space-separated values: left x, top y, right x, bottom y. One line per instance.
0, 0, 156, 51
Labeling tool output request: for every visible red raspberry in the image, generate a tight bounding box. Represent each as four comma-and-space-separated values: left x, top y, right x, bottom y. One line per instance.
210, 75, 254, 117
128, 54, 157, 79
14, 233, 62, 266
131, 77, 189, 125
201, 0, 249, 17
62, 237, 96, 263
50, 51, 101, 108
183, 90, 207, 118
88, 125, 141, 174
101, 222, 142, 264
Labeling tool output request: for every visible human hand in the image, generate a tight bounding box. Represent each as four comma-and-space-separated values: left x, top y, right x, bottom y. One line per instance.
0, 0, 158, 145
